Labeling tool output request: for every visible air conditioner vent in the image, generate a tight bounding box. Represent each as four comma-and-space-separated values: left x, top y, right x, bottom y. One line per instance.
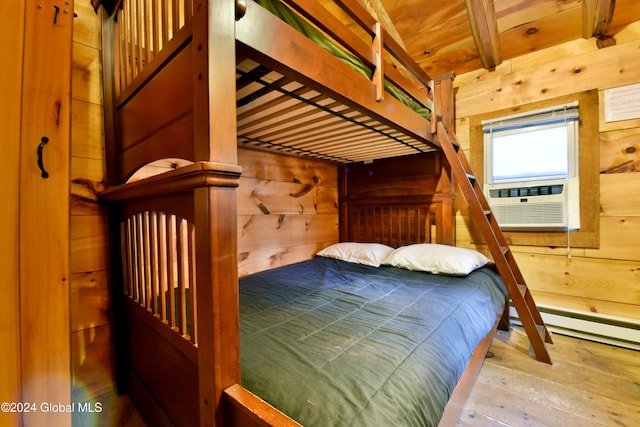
489, 184, 564, 198
485, 178, 580, 230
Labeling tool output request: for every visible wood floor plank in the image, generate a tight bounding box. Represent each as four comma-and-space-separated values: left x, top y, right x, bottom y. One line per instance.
461, 381, 604, 426
456, 410, 511, 426
460, 329, 640, 427
487, 331, 640, 405
476, 362, 639, 425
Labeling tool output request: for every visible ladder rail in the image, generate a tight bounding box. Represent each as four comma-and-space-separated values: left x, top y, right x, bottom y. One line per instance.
450, 133, 551, 340
436, 121, 552, 363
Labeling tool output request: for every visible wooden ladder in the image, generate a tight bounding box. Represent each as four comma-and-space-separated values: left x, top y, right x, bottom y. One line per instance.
436, 121, 553, 364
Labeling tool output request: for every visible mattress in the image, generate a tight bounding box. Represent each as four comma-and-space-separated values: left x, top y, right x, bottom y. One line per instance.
239, 257, 507, 426
253, 0, 431, 119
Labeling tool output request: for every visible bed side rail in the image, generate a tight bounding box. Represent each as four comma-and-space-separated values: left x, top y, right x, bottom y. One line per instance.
111, 0, 434, 113
113, 0, 193, 97
121, 208, 198, 344
279, 0, 433, 111
103, 162, 243, 347
224, 384, 302, 427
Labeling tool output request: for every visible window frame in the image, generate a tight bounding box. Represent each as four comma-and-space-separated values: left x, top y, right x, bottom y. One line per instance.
468, 91, 600, 248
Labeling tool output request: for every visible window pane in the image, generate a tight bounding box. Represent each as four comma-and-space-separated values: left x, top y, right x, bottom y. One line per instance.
492, 126, 568, 182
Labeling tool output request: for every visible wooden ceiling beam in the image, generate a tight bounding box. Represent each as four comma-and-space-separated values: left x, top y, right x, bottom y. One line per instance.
582, 0, 617, 38
464, 0, 502, 70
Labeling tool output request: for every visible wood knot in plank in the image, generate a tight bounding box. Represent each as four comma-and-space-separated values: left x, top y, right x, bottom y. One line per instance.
257, 203, 270, 215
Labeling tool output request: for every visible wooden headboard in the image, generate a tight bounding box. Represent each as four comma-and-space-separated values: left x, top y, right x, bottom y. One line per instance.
339, 152, 454, 246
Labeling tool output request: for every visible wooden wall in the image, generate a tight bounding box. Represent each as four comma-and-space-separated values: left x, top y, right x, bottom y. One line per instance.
70, 2, 112, 402
237, 148, 339, 276
453, 22, 640, 322
1, 3, 25, 425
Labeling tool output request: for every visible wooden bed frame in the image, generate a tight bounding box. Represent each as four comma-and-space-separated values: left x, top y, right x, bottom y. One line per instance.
98, 0, 500, 425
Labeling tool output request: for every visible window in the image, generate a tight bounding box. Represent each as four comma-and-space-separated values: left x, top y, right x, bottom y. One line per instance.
482, 102, 580, 230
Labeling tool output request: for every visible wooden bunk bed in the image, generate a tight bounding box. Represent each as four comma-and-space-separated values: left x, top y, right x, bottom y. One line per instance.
97, 0, 552, 425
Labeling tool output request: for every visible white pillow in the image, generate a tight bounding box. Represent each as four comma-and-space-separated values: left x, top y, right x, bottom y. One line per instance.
317, 242, 395, 267
382, 243, 489, 276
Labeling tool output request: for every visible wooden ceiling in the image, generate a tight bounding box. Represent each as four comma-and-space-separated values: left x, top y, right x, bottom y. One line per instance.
321, 0, 640, 79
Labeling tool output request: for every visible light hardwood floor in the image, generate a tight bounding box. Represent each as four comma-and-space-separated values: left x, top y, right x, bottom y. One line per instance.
77, 329, 639, 426
458, 328, 640, 426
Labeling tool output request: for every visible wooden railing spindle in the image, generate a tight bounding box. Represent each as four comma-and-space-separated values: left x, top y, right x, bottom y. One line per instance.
143, 211, 152, 310
188, 222, 197, 344
177, 218, 188, 336
167, 214, 177, 330
150, 211, 160, 314
158, 212, 168, 321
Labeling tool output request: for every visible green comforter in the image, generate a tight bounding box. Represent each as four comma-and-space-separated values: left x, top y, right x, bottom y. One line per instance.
239, 257, 506, 426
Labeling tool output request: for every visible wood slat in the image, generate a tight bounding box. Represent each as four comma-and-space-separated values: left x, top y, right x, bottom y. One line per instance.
166, 214, 177, 329
158, 212, 169, 321
177, 217, 188, 337
188, 221, 197, 344
162, 0, 169, 47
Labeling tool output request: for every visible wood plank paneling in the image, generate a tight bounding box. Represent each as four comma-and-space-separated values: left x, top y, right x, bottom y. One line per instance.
71, 215, 109, 274
70, 271, 110, 331
237, 148, 339, 275
239, 147, 338, 186
72, 157, 105, 215
71, 99, 104, 160
456, 31, 640, 118
71, 324, 113, 401
238, 243, 332, 277
71, 3, 113, 406
0, 1, 25, 425
237, 214, 338, 252
599, 172, 640, 216
516, 253, 640, 306
454, 26, 640, 321
72, 41, 103, 104
20, 1, 73, 424
237, 177, 334, 215
600, 127, 640, 173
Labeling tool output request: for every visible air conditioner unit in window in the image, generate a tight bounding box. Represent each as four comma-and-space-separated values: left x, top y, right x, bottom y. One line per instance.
485, 177, 580, 230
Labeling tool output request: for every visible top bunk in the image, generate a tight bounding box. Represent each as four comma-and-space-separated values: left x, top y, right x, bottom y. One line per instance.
101, 0, 456, 185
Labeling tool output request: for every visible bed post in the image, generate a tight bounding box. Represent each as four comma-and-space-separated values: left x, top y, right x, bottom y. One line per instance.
431, 71, 456, 137
191, 0, 241, 425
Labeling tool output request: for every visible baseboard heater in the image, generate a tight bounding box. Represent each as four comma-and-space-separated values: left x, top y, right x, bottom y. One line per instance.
509, 305, 640, 351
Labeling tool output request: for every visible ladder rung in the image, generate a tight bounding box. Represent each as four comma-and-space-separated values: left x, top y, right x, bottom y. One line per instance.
483, 209, 492, 216
536, 324, 548, 342
465, 173, 476, 184
500, 246, 510, 256
529, 324, 552, 361
517, 284, 527, 298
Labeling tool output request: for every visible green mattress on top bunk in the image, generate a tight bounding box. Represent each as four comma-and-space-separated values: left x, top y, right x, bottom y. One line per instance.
254, 0, 431, 119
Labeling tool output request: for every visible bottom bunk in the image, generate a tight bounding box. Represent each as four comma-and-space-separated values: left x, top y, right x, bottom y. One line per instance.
119, 249, 506, 426
103, 152, 508, 426
237, 255, 507, 426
